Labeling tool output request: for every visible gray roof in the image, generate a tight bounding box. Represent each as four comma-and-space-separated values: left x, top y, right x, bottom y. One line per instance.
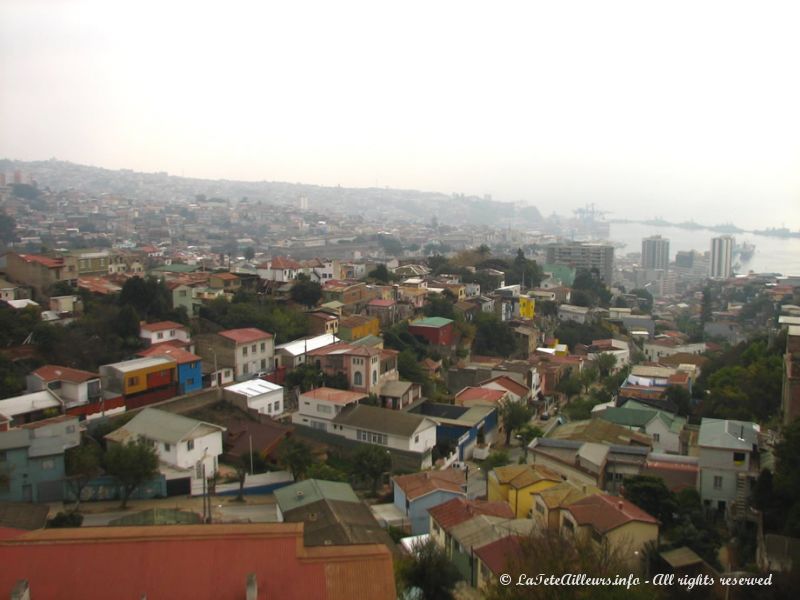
281, 498, 396, 548
274, 479, 360, 513
379, 380, 414, 398
105, 408, 224, 445
332, 404, 435, 437
698, 418, 758, 450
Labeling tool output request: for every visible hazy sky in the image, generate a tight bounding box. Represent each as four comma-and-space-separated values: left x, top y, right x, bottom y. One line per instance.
2, 0, 799, 228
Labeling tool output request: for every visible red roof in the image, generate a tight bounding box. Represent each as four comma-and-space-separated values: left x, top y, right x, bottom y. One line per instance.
427, 497, 514, 531
136, 345, 201, 364
474, 536, 523, 575
455, 387, 507, 405
300, 387, 367, 405
368, 299, 396, 308
219, 328, 273, 344
392, 470, 466, 501
479, 375, 529, 398
211, 272, 239, 280
31, 365, 99, 383
566, 494, 657, 534
271, 256, 302, 270
140, 320, 186, 333
0, 524, 396, 600
17, 254, 63, 268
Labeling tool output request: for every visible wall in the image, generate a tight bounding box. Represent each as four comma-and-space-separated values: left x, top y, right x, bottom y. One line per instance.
409, 490, 465, 535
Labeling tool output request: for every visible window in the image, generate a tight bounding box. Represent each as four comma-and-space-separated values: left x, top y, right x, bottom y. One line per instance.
242, 346, 248, 356
536, 502, 545, 515
354, 371, 363, 386
311, 421, 327, 431
317, 404, 332, 414
260, 359, 267, 369
169, 330, 175, 336
372, 370, 377, 385
164, 443, 171, 452
41, 459, 55, 470
157, 332, 164, 339
187, 440, 195, 451
127, 376, 139, 387
733, 452, 746, 464
260, 342, 266, 352
251, 344, 257, 353
243, 364, 249, 374
273, 401, 280, 412
414, 435, 419, 443
713, 475, 723, 490
652, 433, 660, 442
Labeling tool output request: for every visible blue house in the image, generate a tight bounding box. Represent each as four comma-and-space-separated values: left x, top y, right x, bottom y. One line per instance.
137, 346, 204, 395
392, 470, 466, 534
409, 402, 498, 461
0, 415, 81, 503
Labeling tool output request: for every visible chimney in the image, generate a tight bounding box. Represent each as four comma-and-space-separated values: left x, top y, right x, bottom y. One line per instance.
246, 574, 258, 600
618, 501, 623, 510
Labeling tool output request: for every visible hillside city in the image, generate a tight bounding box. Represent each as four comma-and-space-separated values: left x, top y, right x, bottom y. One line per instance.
0, 161, 799, 599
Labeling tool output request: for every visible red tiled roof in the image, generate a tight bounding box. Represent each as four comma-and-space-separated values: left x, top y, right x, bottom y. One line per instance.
474, 536, 523, 575
566, 494, 657, 534
0, 523, 396, 600
455, 387, 507, 405
140, 320, 186, 333
31, 365, 99, 383
300, 387, 367, 405
427, 497, 514, 531
17, 254, 63, 268
392, 470, 466, 501
271, 256, 302, 270
136, 345, 201, 364
479, 375, 529, 398
219, 328, 273, 343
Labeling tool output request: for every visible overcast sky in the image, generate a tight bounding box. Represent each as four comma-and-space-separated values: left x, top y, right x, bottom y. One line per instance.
1, 0, 798, 228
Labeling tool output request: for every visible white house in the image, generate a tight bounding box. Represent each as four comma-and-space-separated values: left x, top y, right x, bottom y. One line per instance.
26, 365, 102, 412
105, 408, 225, 477
256, 257, 301, 282
274, 334, 340, 370
139, 321, 192, 348
558, 304, 590, 324
224, 379, 285, 417
643, 339, 707, 363
331, 404, 437, 466
291, 387, 366, 431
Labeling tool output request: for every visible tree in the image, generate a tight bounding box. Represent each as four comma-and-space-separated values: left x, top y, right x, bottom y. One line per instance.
0, 211, 17, 246
630, 288, 654, 313
277, 438, 313, 480
243, 246, 255, 261
621, 475, 677, 527
367, 263, 392, 283
578, 366, 598, 393
377, 235, 403, 256
595, 353, 618, 378
289, 275, 322, 308
352, 444, 391, 494
103, 439, 159, 509
65, 441, 102, 511
481, 449, 511, 481
555, 370, 582, 400
306, 463, 348, 482
396, 539, 462, 600
474, 312, 516, 357
424, 294, 456, 320
664, 385, 691, 417
516, 425, 543, 460
499, 400, 534, 446
477, 244, 491, 257
232, 455, 248, 502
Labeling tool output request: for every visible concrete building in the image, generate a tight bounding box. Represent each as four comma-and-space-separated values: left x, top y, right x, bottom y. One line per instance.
545, 242, 614, 284
194, 328, 275, 383
782, 326, 800, 426
710, 236, 734, 279
641, 236, 670, 271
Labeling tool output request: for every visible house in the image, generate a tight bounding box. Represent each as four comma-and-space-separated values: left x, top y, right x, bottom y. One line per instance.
586, 339, 630, 371
139, 321, 192, 348
561, 494, 658, 566
275, 334, 340, 370
291, 387, 367, 432
26, 365, 106, 419
0, 277, 20, 301
487, 464, 563, 519
377, 380, 422, 410
322, 280, 376, 310
392, 470, 466, 534
105, 408, 225, 480
596, 406, 686, 454
641, 453, 699, 493
478, 375, 531, 404
409, 402, 498, 461
208, 271, 241, 293
256, 256, 302, 282
549, 419, 653, 448
696, 418, 759, 516
338, 314, 380, 341
194, 328, 275, 383
99, 356, 178, 409
2, 252, 78, 300
455, 387, 509, 408
0, 523, 397, 600
306, 310, 339, 336
0, 415, 80, 503
275, 479, 395, 549
529, 480, 602, 529
643, 338, 707, 363
408, 317, 455, 347
0, 389, 63, 427
307, 343, 399, 395
331, 404, 438, 468
558, 304, 590, 324
224, 379, 285, 418
136, 346, 203, 395
366, 298, 398, 327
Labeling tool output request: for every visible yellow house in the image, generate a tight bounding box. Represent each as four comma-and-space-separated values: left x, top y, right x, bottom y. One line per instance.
487, 464, 563, 518
338, 315, 380, 341
561, 494, 659, 569
530, 480, 602, 529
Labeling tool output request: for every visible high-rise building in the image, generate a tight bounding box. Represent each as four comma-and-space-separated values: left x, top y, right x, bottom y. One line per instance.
710, 236, 734, 279
545, 242, 614, 284
641, 235, 669, 270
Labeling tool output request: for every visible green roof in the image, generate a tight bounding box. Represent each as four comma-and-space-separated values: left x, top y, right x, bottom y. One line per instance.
542, 264, 576, 286
274, 479, 360, 513
410, 317, 454, 328
599, 407, 656, 428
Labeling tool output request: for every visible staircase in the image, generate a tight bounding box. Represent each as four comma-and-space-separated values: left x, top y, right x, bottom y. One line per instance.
733, 472, 749, 518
